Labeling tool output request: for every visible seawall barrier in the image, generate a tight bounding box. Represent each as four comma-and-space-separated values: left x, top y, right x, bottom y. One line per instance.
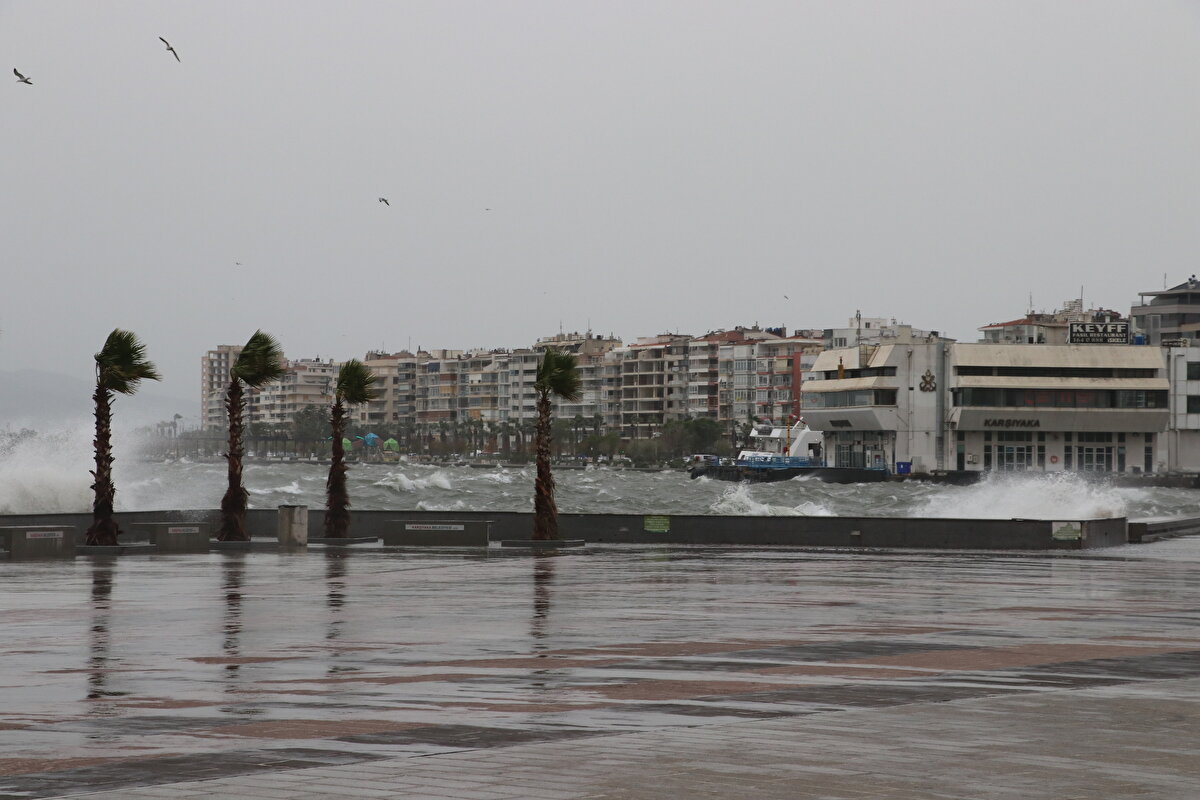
0, 509, 1131, 550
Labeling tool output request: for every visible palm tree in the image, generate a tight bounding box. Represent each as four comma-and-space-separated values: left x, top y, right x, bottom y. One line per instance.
218, 331, 284, 541
532, 348, 581, 540
86, 329, 160, 546
324, 359, 378, 538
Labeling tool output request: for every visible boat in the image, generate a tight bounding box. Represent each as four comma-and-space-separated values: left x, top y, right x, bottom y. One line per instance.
688, 421, 888, 483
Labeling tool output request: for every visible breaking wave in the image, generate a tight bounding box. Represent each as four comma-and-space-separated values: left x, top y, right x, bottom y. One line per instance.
708, 483, 834, 516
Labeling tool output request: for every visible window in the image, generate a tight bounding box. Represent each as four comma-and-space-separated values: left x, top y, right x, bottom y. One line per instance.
1188, 363, 1200, 381
801, 389, 897, 409
1188, 396, 1200, 413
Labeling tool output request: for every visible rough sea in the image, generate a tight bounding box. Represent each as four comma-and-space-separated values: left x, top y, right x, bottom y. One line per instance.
3, 426, 1200, 520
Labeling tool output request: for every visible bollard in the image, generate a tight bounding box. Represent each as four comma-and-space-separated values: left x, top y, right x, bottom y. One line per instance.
277, 505, 308, 547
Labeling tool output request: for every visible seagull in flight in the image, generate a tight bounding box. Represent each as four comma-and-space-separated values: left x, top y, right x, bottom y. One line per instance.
159, 37, 180, 62
378, 197, 390, 206
13, 68, 32, 85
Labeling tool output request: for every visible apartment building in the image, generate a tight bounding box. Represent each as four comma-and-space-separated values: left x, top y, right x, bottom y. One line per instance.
755, 333, 823, 424
532, 332, 621, 423
617, 334, 692, 439
979, 300, 1126, 346
498, 349, 541, 428
200, 348, 333, 431
248, 359, 337, 427
1130, 276, 1200, 345
823, 314, 934, 349
200, 345, 242, 430
415, 350, 465, 428
356, 351, 422, 429
460, 351, 503, 423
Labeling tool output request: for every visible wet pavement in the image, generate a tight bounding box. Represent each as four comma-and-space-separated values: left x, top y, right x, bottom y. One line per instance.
2, 538, 1199, 798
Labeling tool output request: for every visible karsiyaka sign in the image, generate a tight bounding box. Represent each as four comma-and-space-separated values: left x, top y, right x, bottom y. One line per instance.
1068, 321, 1129, 344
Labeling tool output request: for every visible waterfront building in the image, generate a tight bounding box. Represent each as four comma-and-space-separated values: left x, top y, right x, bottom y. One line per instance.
357, 351, 422, 430
1162, 343, 1200, 472
616, 333, 692, 439
802, 327, 953, 471
1130, 276, 1200, 345
200, 345, 242, 430
415, 350, 465, 437
201, 348, 335, 432
949, 344, 1166, 473
755, 333, 823, 424
248, 358, 337, 429
532, 332, 621, 423
802, 325, 1169, 474
498, 349, 541, 433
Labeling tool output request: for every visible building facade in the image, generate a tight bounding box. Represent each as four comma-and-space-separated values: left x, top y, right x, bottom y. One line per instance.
802, 328, 1170, 474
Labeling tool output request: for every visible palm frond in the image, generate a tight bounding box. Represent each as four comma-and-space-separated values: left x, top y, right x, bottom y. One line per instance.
231, 330, 285, 388
94, 329, 161, 394
535, 348, 582, 402
335, 359, 378, 405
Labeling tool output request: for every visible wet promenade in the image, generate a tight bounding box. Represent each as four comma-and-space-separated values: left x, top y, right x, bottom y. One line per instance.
2, 538, 1198, 798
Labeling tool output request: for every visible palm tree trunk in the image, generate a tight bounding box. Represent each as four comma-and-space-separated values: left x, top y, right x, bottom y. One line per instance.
85, 385, 120, 546
218, 379, 250, 541
532, 393, 558, 540
324, 400, 351, 537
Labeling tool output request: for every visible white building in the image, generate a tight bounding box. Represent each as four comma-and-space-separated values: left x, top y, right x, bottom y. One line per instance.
802, 328, 1169, 475
802, 327, 952, 471
949, 344, 1167, 473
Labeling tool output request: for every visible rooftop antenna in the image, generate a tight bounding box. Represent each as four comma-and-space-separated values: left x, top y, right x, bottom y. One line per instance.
855, 309, 862, 347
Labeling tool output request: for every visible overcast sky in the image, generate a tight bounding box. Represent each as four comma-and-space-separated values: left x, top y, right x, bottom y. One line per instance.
3, 1, 1199, 412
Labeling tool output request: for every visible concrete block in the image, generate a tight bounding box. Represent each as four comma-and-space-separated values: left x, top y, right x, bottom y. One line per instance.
0, 526, 76, 559
277, 505, 308, 547
130, 522, 210, 553
385, 520, 491, 546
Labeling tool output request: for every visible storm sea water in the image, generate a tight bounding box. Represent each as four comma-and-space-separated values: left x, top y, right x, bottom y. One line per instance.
3, 428, 1200, 520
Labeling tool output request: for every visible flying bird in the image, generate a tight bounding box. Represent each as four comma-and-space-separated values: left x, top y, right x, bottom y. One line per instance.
13, 68, 31, 85
783, 295, 789, 300
378, 197, 389, 206
159, 37, 180, 62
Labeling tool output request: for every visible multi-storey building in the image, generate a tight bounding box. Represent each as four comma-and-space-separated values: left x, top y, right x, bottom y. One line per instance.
201, 349, 333, 431
415, 350, 464, 431
823, 314, 934, 349
460, 351, 503, 424
532, 332, 622, 423
200, 345, 242, 430
1130, 276, 1200, 345
248, 359, 337, 428
357, 351, 422, 429
802, 326, 1169, 474
979, 300, 1126, 345
617, 333, 692, 439
498, 349, 541, 429
755, 333, 823, 424
803, 327, 953, 471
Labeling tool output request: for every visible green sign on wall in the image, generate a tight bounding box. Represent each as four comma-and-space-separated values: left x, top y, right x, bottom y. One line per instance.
643, 515, 670, 533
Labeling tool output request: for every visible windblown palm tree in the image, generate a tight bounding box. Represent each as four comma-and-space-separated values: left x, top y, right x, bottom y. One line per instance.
532, 348, 581, 540
324, 359, 377, 538
86, 330, 161, 546
218, 331, 284, 541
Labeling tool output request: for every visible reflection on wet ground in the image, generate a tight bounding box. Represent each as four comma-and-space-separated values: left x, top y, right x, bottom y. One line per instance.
1, 539, 1199, 798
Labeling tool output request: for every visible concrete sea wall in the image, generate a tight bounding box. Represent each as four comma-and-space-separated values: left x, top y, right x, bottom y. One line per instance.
0, 509, 1130, 550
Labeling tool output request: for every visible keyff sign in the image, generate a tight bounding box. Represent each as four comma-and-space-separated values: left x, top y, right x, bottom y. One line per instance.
1068, 321, 1129, 344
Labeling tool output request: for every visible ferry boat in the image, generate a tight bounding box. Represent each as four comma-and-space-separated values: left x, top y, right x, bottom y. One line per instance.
688, 421, 889, 483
